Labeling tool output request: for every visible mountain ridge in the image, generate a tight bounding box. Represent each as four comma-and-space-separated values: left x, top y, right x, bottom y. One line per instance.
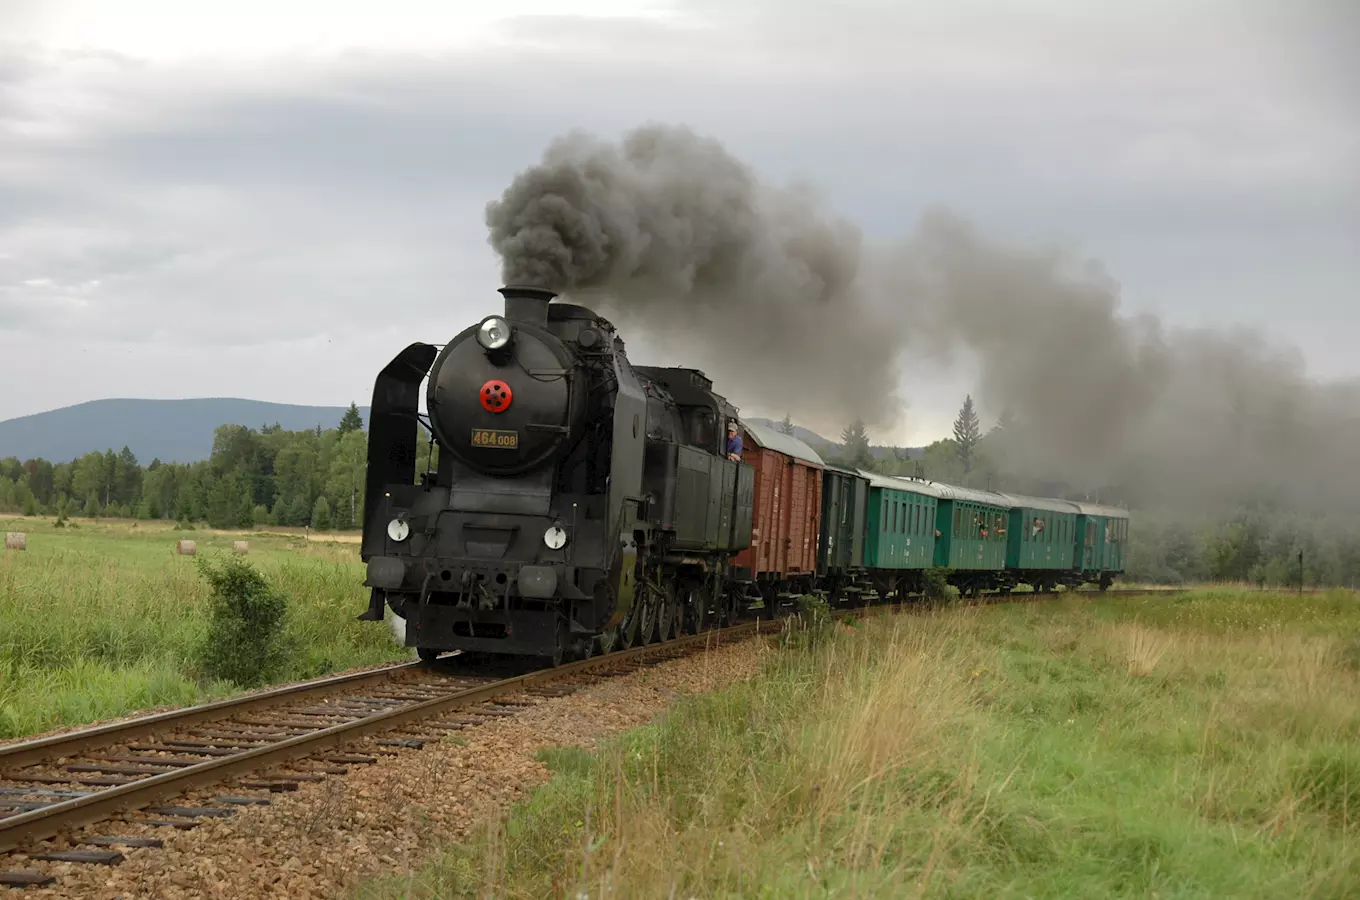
0, 398, 370, 464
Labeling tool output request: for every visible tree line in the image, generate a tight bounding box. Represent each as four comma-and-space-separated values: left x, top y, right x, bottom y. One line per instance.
0, 404, 372, 531
3, 397, 1357, 587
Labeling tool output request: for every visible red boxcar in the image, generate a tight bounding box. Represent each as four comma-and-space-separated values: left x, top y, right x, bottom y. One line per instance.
732, 421, 825, 594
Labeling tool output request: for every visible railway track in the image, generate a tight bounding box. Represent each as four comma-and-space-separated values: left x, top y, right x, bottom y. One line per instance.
0, 617, 780, 889
0, 586, 1259, 889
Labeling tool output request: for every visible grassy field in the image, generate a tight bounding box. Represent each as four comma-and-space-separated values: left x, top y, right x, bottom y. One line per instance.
0, 515, 406, 740
361, 588, 1360, 899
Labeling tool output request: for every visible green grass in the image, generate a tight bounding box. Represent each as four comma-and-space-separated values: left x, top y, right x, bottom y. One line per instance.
0, 515, 406, 739
358, 589, 1360, 899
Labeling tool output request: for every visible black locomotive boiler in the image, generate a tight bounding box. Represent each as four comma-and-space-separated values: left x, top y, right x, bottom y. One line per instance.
358, 286, 756, 663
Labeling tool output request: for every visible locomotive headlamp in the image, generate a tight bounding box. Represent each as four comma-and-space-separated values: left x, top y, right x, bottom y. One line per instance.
387, 518, 411, 542
543, 524, 568, 550
477, 315, 513, 351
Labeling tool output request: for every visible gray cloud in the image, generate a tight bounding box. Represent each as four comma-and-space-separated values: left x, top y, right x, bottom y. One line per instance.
0, 2, 1354, 452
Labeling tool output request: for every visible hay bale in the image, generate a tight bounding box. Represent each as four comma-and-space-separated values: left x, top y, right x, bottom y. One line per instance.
232, 540, 249, 554
4, 532, 25, 551
176, 539, 197, 556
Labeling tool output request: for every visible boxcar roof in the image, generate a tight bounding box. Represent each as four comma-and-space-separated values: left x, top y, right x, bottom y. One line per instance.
1071, 501, 1131, 519
822, 461, 867, 478
994, 493, 1082, 515
739, 419, 826, 467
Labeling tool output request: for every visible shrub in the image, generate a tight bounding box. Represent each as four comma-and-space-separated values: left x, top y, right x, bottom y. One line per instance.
923, 567, 958, 604
195, 554, 290, 688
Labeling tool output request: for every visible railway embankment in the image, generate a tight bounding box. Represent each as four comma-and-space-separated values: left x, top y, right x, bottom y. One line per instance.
358, 588, 1360, 899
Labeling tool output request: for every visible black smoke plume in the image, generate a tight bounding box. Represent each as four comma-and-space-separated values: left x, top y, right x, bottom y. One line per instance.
485, 124, 906, 429
486, 123, 1360, 513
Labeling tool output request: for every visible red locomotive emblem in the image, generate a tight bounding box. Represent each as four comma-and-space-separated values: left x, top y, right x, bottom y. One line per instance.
479, 379, 513, 413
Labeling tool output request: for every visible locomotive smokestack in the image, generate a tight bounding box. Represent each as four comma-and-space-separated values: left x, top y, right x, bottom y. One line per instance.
498, 285, 558, 327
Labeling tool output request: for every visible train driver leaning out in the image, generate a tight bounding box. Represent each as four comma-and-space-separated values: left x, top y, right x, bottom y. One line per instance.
726, 421, 743, 461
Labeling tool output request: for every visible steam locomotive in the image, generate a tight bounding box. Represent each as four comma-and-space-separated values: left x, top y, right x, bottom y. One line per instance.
357, 285, 1128, 664
357, 285, 755, 664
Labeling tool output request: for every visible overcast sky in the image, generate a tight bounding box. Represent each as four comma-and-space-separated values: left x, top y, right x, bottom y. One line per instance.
1, 0, 1355, 444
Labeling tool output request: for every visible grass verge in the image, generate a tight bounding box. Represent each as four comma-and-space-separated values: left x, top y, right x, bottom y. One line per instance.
358, 589, 1360, 898
0, 515, 406, 739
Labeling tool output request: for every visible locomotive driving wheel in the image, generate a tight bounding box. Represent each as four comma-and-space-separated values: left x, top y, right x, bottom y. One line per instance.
668, 582, 685, 639
616, 598, 641, 649
594, 625, 619, 656
655, 580, 679, 643
637, 584, 659, 646
683, 583, 709, 634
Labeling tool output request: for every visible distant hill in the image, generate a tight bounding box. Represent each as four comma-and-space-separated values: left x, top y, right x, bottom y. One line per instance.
744, 417, 922, 462
0, 400, 921, 468
0, 399, 370, 465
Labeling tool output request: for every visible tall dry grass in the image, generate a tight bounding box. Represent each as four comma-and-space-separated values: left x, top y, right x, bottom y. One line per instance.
361, 589, 1360, 899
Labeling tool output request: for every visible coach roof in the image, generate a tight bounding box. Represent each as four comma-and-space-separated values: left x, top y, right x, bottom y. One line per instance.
995, 493, 1082, 515
1071, 501, 1131, 519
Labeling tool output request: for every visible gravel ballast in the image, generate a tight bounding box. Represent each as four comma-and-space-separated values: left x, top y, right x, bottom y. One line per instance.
8, 637, 772, 899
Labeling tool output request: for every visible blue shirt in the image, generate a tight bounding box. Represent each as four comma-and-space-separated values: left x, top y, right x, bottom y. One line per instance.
726, 432, 743, 456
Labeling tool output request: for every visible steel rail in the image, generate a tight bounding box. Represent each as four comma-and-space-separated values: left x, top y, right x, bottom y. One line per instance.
0, 661, 426, 770
0, 617, 774, 853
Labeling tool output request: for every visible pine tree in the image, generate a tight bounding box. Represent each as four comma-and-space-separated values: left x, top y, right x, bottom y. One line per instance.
840, 419, 874, 470
778, 414, 795, 436
311, 496, 333, 531
990, 408, 1015, 437
953, 395, 982, 474
338, 402, 364, 435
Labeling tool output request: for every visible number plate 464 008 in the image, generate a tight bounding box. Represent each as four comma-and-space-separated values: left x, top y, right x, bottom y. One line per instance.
471, 428, 519, 449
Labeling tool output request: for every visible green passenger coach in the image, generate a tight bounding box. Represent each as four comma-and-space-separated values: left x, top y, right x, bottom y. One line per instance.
1074, 502, 1129, 589
996, 493, 1080, 591
928, 484, 1010, 594
862, 472, 938, 570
